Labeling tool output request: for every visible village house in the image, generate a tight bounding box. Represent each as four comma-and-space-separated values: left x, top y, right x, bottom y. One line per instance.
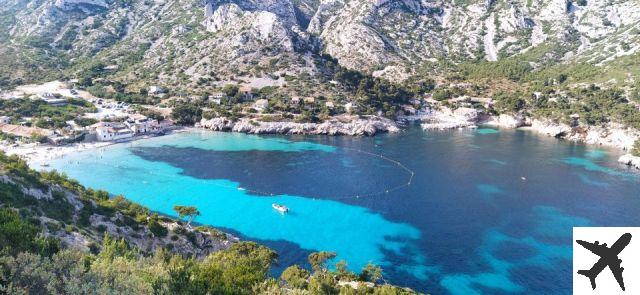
95, 122, 134, 142
210, 92, 226, 99
38, 92, 55, 99
209, 93, 224, 105
253, 99, 269, 112
0, 116, 10, 124
125, 114, 160, 134
290, 96, 301, 105
38, 92, 68, 106
239, 86, 253, 101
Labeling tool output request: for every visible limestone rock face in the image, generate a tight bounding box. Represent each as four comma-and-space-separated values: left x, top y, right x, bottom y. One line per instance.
4, 0, 640, 83
619, 154, 640, 169
54, 0, 108, 10
200, 116, 399, 136
531, 120, 640, 150
485, 113, 528, 128
530, 119, 572, 138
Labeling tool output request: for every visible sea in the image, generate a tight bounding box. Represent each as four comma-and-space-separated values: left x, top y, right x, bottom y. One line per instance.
38, 126, 640, 294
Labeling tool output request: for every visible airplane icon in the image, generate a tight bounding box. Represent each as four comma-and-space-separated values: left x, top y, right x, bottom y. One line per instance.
576, 233, 632, 291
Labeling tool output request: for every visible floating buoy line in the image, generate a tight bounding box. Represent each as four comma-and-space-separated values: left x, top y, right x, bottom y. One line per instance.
62, 144, 416, 201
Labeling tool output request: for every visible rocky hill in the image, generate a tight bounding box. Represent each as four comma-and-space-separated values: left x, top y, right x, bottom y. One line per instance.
0, 151, 236, 258
1, 0, 638, 86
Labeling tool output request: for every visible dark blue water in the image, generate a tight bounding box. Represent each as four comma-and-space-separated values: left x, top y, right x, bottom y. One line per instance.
42, 127, 640, 294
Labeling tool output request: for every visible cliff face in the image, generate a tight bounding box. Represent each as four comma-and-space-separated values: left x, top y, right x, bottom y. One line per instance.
2, 0, 639, 84
199, 115, 400, 136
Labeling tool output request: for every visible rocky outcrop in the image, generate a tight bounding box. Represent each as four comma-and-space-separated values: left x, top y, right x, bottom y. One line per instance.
530, 119, 640, 150
420, 107, 478, 130
199, 116, 399, 136
483, 113, 529, 128
88, 213, 237, 258
4, 0, 640, 86
1, 169, 237, 258
529, 119, 572, 138
618, 154, 640, 169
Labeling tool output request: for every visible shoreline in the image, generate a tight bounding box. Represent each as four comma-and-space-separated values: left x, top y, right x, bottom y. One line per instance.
414, 107, 638, 160
1, 127, 190, 167
3, 114, 637, 170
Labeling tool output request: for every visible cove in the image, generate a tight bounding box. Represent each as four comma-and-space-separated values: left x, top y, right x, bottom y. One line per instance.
40, 128, 640, 294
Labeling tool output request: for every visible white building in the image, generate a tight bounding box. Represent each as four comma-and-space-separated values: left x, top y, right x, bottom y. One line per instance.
38, 93, 67, 106
125, 114, 160, 134
0, 116, 10, 124
95, 123, 134, 142
211, 92, 226, 99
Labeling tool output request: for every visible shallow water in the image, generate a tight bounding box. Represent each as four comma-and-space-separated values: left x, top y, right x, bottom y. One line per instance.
41, 127, 640, 293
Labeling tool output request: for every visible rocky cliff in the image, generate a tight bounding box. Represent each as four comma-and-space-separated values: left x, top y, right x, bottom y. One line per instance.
2, 0, 639, 84
0, 163, 236, 258
199, 115, 400, 136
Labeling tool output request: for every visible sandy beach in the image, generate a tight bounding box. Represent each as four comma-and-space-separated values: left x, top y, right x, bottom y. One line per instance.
1, 128, 189, 168
1, 141, 113, 167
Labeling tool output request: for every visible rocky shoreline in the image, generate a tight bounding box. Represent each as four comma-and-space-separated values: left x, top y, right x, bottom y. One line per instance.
198, 115, 400, 136
415, 107, 640, 168
197, 110, 640, 168
417, 106, 639, 151
619, 154, 640, 169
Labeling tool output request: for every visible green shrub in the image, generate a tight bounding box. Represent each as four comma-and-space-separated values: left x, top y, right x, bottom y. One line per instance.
632, 140, 640, 157
148, 215, 168, 237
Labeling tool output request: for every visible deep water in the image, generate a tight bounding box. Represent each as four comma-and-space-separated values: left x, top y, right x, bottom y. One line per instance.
41, 127, 640, 294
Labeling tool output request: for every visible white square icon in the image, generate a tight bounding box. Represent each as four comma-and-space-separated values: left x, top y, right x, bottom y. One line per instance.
574, 227, 640, 294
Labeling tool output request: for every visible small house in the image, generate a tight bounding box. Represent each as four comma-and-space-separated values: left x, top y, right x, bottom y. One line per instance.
290, 96, 301, 105
38, 92, 56, 99
0, 116, 10, 124
304, 97, 315, 104
325, 101, 335, 109
210, 92, 226, 99
239, 86, 253, 101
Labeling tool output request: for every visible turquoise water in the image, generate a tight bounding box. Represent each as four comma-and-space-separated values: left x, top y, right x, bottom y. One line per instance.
43, 132, 421, 272
40, 128, 640, 293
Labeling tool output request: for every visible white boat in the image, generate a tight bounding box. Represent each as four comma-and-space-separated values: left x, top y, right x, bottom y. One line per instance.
272, 203, 289, 214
